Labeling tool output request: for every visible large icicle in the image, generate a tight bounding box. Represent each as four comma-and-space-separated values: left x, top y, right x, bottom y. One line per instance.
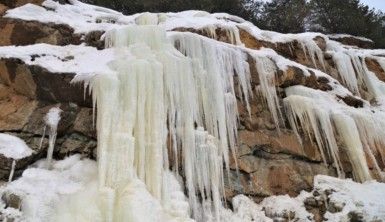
283, 85, 385, 182
331, 51, 360, 95
169, 31, 252, 176
328, 41, 385, 101
332, 113, 372, 182
82, 25, 254, 221
252, 54, 283, 130
283, 89, 344, 177
298, 37, 326, 71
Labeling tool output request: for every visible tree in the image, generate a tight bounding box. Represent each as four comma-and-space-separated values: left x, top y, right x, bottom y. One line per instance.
257, 0, 309, 33
308, 0, 385, 48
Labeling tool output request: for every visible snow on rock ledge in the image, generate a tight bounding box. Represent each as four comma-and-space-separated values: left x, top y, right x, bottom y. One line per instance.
0, 134, 32, 160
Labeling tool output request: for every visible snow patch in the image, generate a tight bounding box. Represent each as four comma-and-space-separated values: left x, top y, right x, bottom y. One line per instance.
0, 134, 33, 160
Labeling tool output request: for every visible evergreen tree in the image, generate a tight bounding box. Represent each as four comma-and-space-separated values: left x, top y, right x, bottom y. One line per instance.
308, 0, 385, 48
258, 0, 309, 33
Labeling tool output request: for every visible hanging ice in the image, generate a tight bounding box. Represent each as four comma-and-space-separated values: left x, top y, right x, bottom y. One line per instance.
78, 25, 254, 221
284, 87, 344, 177
252, 54, 283, 130
328, 41, 385, 101
332, 113, 371, 182
44, 107, 62, 169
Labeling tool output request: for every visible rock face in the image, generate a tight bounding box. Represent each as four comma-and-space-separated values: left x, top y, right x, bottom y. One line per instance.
0, 2, 385, 221
329, 34, 374, 49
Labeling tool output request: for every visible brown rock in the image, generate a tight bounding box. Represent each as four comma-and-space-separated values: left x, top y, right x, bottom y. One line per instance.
329, 35, 374, 49
0, 0, 44, 8
23, 102, 80, 136
239, 28, 273, 49
73, 108, 96, 138
232, 155, 335, 196
0, 18, 81, 46
59, 133, 96, 158
0, 3, 8, 16
238, 129, 321, 161
1, 58, 92, 107
0, 84, 37, 131
366, 57, 385, 82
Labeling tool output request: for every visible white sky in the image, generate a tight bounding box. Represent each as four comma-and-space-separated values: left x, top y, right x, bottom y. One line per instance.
360, 0, 385, 12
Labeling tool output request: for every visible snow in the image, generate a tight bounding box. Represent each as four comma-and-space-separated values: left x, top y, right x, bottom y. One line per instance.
0, 134, 33, 160
260, 192, 313, 221
0, 155, 192, 222
0, 155, 97, 222
5, 0, 127, 33
4, 0, 327, 47
328, 34, 374, 43
315, 175, 385, 221
0, 44, 116, 76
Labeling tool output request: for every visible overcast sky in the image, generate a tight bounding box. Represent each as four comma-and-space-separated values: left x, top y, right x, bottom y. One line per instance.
360, 0, 385, 12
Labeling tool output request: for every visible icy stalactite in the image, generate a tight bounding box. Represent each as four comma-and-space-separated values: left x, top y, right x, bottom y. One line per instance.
298, 38, 326, 71
284, 85, 383, 182
349, 110, 385, 180
252, 54, 283, 130
8, 160, 16, 183
44, 107, 62, 169
332, 113, 372, 182
331, 51, 360, 95
328, 42, 385, 101
169, 31, 252, 175
83, 25, 255, 221
283, 93, 344, 177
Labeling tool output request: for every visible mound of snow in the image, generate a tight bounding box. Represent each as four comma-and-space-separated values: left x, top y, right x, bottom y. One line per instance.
0, 134, 33, 160
315, 175, 385, 221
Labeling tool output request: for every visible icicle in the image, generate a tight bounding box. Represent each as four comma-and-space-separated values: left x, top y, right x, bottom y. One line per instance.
298, 38, 326, 71
252, 54, 283, 130
329, 43, 385, 101
169, 32, 252, 178
8, 160, 16, 183
349, 109, 385, 180
332, 113, 372, 182
44, 107, 62, 169
86, 25, 251, 221
284, 86, 345, 178
331, 51, 360, 95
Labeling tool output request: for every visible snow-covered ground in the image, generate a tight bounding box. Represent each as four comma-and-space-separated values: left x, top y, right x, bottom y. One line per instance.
2, 158, 385, 222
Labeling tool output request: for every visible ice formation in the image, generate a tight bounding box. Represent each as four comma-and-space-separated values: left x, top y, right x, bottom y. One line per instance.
1, 1, 385, 221
44, 107, 62, 169
284, 85, 385, 182
327, 41, 385, 101
251, 53, 282, 130
75, 25, 257, 221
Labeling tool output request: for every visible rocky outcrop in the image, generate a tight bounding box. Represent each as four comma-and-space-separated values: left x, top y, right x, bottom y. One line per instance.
0, 3, 385, 217
329, 34, 374, 49
0, 0, 44, 8
0, 58, 95, 179
0, 18, 81, 46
